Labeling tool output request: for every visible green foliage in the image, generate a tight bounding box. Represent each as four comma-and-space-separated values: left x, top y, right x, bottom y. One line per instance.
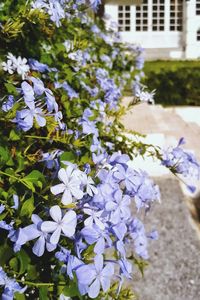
0, 1, 158, 299
143, 61, 200, 106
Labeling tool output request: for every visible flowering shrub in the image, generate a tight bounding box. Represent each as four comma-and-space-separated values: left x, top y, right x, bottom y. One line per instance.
0, 1, 200, 299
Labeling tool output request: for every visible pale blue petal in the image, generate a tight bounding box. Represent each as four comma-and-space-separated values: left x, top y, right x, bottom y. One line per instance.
50, 183, 66, 195
88, 278, 100, 299
49, 205, 62, 222
50, 226, 61, 244
32, 235, 45, 257
41, 221, 57, 233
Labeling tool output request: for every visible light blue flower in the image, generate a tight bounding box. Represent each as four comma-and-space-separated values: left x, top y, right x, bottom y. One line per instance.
2, 95, 15, 112
76, 254, 114, 299
0, 204, 5, 214
0, 267, 26, 300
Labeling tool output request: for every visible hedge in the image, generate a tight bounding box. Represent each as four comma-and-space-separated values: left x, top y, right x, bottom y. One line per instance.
143, 63, 200, 106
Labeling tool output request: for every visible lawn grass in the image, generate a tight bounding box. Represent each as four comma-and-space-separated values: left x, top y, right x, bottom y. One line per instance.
143, 60, 200, 74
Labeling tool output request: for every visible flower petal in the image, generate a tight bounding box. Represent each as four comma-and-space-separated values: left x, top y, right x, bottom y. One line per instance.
32, 235, 45, 257
49, 205, 62, 222
58, 168, 69, 185
41, 221, 57, 233
50, 226, 61, 244
61, 188, 72, 205
88, 278, 100, 299
94, 254, 103, 272
50, 183, 66, 195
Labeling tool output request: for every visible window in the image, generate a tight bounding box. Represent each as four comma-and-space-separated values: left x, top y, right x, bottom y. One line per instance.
196, 0, 200, 15
118, 6, 131, 32
197, 29, 200, 41
170, 0, 183, 31
135, 0, 148, 31
152, 0, 165, 31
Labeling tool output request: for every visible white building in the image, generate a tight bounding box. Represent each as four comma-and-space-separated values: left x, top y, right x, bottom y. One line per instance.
105, 0, 200, 59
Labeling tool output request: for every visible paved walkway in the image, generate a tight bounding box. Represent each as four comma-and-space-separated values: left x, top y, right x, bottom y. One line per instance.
133, 178, 200, 300
121, 100, 200, 300
122, 100, 200, 195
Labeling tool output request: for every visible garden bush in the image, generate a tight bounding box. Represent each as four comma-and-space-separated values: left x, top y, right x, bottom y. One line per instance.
143, 62, 200, 106
0, 1, 200, 300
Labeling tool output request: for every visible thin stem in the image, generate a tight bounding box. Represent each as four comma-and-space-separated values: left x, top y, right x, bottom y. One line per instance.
16, 280, 54, 287
16, 279, 66, 287
0, 170, 30, 189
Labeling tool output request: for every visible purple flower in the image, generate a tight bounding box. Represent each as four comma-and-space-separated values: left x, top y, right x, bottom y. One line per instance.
162, 138, 200, 180
21, 81, 35, 109
50, 166, 84, 205
81, 224, 112, 254
113, 164, 142, 192
28, 59, 50, 72
105, 190, 131, 224
118, 258, 132, 279
47, 0, 65, 27
10, 215, 56, 256
89, 0, 101, 12
55, 82, 79, 99
129, 218, 149, 259
76, 254, 114, 298
29, 76, 45, 96
11, 194, 19, 210
45, 88, 58, 112
41, 205, 77, 244
2, 95, 15, 112
15, 105, 46, 131
0, 267, 26, 300
0, 204, 5, 214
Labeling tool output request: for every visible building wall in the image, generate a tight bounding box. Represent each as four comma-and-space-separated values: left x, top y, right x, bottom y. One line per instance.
105, 0, 200, 59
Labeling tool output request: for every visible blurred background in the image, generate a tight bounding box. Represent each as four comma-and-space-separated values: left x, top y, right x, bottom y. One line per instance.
100, 1, 200, 299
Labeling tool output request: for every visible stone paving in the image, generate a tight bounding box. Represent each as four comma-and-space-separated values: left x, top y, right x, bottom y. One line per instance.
121, 100, 200, 300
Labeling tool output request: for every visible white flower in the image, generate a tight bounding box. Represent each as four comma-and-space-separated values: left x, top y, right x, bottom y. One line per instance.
14, 56, 30, 79
41, 205, 77, 245
2, 60, 14, 74
51, 166, 84, 205
2, 53, 30, 79
81, 174, 98, 196
83, 204, 105, 230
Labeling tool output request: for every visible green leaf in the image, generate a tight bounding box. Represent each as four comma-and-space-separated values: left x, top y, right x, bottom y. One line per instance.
16, 249, 30, 275
0, 146, 9, 162
15, 293, 26, 300
0, 243, 13, 266
20, 196, 34, 217
9, 257, 19, 272
22, 170, 45, 191
9, 129, 20, 141
39, 286, 49, 300
26, 264, 38, 280
4, 82, 18, 96
62, 281, 81, 297
60, 151, 75, 163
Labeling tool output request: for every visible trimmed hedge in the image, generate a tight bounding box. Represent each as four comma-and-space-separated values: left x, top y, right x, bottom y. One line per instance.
143, 63, 200, 106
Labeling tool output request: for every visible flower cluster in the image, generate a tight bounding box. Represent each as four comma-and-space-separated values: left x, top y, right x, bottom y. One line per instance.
0, 267, 26, 300
6, 155, 159, 298
161, 138, 200, 191
0, 1, 199, 299
1, 53, 30, 79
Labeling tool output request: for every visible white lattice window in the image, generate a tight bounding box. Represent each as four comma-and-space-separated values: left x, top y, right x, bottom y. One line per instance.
135, 0, 148, 31
170, 0, 183, 31
197, 29, 200, 41
118, 5, 131, 32
196, 0, 200, 15
152, 0, 165, 31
